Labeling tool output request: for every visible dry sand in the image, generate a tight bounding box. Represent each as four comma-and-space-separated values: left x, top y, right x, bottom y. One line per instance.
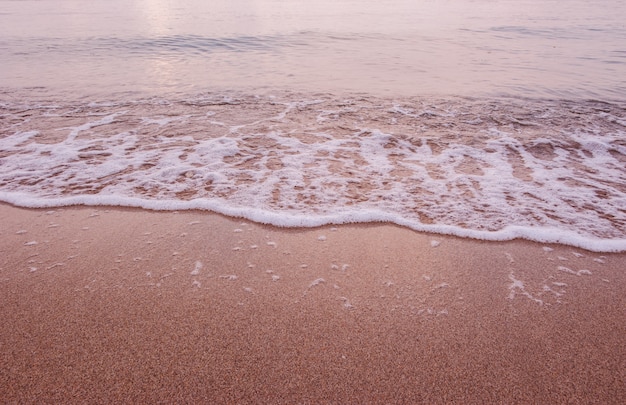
0, 203, 624, 403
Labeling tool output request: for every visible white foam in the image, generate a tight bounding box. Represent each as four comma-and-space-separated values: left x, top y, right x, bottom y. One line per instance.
1, 95, 625, 253
2, 190, 623, 252
507, 273, 543, 305
557, 266, 576, 275
558, 266, 592, 276
339, 297, 354, 309
309, 278, 325, 288
541, 284, 563, 298
191, 261, 202, 275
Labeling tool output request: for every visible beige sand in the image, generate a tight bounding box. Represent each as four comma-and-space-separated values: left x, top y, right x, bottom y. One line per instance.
1, 203, 624, 403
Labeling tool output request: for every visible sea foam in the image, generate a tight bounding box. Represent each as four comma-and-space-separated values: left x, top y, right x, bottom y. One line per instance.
1, 93, 625, 252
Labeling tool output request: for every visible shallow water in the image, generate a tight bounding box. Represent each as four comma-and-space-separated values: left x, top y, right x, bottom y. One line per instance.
1, 0, 625, 98
1, 0, 625, 251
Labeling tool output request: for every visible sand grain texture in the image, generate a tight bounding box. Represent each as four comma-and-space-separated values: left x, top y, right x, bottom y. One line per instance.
1, 204, 624, 403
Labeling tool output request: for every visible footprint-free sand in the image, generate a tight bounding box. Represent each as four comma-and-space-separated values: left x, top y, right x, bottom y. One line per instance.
1, 203, 624, 403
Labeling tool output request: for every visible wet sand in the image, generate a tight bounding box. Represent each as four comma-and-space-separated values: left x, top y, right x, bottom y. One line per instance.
1, 203, 624, 403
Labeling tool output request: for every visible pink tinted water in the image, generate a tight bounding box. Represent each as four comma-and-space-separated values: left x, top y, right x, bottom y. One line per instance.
1, 0, 624, 99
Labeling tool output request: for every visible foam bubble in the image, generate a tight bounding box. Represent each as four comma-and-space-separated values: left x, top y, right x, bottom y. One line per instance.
558, 266, 593, 276
1, 94, 625, 252
508, 273, 544, 305
339, 297, 354, 309
309, 278, 325, 288
191, 261, 202, 275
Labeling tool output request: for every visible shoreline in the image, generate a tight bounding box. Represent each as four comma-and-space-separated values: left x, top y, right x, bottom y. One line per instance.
2, 92, 625, 255
1, 203, 625, 403
2, 195, 625, 254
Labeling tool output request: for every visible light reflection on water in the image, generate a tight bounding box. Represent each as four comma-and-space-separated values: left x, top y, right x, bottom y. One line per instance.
0, 0, 625, 99
1, 1, 625, 249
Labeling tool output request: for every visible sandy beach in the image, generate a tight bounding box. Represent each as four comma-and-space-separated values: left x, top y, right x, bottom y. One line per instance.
0, 203, 624, 403
2, 0, 625, 403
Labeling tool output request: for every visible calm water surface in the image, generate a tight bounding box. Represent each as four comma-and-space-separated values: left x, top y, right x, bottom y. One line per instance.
1, 0, 625, 99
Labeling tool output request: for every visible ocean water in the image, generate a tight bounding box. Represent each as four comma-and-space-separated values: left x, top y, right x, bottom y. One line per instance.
1, 0, 625, 252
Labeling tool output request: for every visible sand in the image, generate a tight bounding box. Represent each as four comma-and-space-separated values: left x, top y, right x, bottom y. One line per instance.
0, 203, 624, 403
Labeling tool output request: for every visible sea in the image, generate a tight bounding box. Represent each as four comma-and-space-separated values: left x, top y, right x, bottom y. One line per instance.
1, 0, 625, 252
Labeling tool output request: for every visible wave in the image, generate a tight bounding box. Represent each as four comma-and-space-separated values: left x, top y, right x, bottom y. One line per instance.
1, 91, 625, 252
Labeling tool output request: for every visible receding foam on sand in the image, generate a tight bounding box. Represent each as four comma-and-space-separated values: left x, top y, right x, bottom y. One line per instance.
1, 95, 625, 253
190, 261, 203, 275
